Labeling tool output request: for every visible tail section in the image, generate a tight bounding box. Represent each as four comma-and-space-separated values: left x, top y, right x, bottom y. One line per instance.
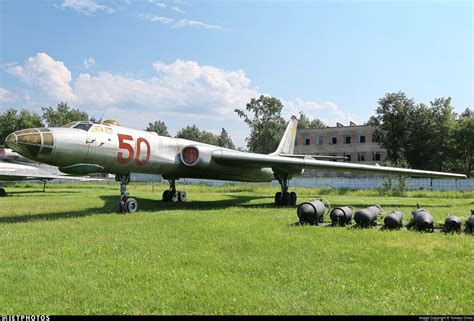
270, 115, 298, 155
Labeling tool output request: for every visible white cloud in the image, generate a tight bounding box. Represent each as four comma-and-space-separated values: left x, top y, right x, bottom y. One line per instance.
174, 19, 222, 30
83, 57, 95, 69
149, 0, 166, 8
138, 13, 222, 30
5, 52, 76, 102
171, 6, 184, 13
2, 52, 357, 146
138, 13, 173, 24
0, 88, 14, 104
283, 97, 356, 126
58, 0, 113, 15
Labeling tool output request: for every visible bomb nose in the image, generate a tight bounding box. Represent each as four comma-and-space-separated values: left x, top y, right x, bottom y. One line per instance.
5, 128, 54, 158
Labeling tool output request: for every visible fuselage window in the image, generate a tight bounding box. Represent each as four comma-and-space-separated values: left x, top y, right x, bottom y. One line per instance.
91, 125, 104, 133
73, 123, 93, 131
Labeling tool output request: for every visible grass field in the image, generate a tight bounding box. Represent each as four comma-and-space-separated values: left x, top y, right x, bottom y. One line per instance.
0, 182, 473, 315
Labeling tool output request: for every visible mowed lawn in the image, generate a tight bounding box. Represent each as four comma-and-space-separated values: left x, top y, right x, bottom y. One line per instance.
0, 182, 473, 315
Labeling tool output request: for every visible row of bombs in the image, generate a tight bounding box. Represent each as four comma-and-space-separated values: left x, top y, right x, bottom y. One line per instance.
296, 200, 474, 233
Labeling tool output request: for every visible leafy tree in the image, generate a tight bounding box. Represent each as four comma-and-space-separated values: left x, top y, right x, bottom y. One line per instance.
176, 125, 235, 147
41, 102, 89, 127
235, 95, 286, 154
368, 92, 416, 165
297, 111, 326, 129
452, 112, 474, 176
200, 130, 219, 146
217, 128, 235, 149
176, 125, 202, 142
145, 120, 170, 137
0, 108, 42, 145
460, 107, 473, 118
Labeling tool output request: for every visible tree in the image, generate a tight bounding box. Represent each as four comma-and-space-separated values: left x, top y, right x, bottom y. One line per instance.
199, 130, 219, 146
368, 92, 416, 165
452, 112, 474, 176
145, 120, 170, 137
235, 95, 286, 154
297, 112, 326, 129
41, 102, 89, 127
176, 125, 202, 142
217, 128, 235, 149
0, 108, 42, 145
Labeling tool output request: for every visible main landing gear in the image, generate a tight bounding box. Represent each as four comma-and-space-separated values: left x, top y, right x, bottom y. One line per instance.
117, 174, 138, 213
162, 178, 187, 202
275, 174, 297, 206
0, 188, 6, 197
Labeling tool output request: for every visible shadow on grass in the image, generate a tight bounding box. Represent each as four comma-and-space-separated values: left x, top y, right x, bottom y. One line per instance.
0, 194, 279, 224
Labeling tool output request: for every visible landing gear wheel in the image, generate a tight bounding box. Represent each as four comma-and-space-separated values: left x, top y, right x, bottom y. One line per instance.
275, 192, 282, 205
178, 191, 187, 202
282, 192, 291, 206
125, 198, 138, 213
163, 190, 171, 202
0, 188, 6, 197
290, 192, 297, 206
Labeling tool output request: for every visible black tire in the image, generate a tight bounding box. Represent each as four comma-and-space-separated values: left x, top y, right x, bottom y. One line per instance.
290, 192, 297, 206
178, 191, 187, 202
118, 199, 126, 213
275, 192, 282, 205
0, 188, 6, 197
282, 192, 291, 206
163, 190, 170, 202
125, 198, 138, 213
170, 190, 179, 202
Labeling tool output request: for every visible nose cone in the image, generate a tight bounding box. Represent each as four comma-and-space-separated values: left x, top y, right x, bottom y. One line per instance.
5, 128, 54, 160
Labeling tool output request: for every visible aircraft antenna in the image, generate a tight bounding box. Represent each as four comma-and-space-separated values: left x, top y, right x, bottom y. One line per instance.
98, 105, 109, 123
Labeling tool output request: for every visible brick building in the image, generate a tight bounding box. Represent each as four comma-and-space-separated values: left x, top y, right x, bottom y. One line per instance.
294, 122, 388, 177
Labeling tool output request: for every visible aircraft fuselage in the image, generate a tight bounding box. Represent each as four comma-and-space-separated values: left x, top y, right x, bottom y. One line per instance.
6, 121, 276, 182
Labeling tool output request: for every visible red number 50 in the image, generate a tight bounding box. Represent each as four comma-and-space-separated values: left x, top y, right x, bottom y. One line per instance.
117, 134, 151, 166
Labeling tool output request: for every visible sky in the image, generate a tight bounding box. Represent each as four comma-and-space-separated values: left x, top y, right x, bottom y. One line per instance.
0, 0, 472, 148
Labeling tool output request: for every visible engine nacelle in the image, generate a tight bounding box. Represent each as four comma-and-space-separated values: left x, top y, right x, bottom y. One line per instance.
179, 145, 215, 169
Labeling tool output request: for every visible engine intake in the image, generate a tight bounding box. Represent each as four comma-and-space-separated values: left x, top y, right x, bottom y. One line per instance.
180, 146, 200, 166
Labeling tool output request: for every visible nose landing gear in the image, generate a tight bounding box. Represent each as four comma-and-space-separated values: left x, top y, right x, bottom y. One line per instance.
162, 178, 187, 202
117, 174, 138, 213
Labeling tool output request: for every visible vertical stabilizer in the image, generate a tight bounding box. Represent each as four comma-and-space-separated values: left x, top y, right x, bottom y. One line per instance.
270, 115, 298, 155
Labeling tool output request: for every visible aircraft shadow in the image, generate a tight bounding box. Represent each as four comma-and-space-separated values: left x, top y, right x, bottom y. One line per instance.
1, 195, 460, 225
0, 194, 277, 224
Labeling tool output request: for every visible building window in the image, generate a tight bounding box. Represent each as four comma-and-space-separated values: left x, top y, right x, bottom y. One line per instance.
318, 136, 323, 145
331, 136, 337, 145
358, 152, 366, 162
330, 153, 338, 162
304, 136, 310, 145
345, 135, 351, 144
359, 135, 366, 143
373, 151, 381, 161
344, 153, 352, 162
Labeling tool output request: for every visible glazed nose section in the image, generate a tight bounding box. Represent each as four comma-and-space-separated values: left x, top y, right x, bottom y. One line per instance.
5, 128, 54, 159
5, 133, 17, 146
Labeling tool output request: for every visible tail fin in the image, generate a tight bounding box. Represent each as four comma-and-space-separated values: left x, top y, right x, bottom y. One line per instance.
270, 115, 298, 155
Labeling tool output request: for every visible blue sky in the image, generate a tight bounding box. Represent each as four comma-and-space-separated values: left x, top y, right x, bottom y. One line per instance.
0, 0, 472, 147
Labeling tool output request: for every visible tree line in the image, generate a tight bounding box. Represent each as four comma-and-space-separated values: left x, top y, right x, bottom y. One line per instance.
368, 92, 473, 176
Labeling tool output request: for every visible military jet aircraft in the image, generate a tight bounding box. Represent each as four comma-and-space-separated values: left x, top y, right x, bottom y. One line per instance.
5, 117, 466, 212
0, 147, 101, 196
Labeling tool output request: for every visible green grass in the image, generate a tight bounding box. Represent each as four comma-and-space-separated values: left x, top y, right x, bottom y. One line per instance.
0, 182, 473, 315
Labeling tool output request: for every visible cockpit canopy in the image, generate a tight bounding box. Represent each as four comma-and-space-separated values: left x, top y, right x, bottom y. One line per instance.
61, 121, 114, 133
